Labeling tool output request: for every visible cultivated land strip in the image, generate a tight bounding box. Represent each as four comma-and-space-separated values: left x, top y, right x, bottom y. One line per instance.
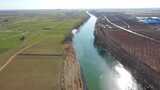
0, 40, 42, 72
0, 10, 87, 90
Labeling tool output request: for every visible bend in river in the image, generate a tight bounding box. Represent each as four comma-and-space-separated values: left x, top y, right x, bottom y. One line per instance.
72, 13, 142, 90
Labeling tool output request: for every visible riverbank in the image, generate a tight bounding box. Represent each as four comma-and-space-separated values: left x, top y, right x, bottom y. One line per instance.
60, 14, 89, 90
0, 10, 88, 90
94, 16, 160, 90
61, 42, 83, 90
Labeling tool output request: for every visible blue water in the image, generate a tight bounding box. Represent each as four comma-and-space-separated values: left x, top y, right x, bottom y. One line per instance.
73, 13, 141, 90
144, 18, 160, 24
138, 17, 160, 25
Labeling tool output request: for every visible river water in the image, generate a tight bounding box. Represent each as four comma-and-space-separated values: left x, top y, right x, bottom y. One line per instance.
72, 13, 141, 90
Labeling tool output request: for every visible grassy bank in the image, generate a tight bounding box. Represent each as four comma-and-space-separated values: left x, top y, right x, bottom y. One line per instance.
0, 10, 87, 90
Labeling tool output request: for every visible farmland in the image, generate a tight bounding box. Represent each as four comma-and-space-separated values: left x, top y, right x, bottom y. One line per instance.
0, 10, 87, 90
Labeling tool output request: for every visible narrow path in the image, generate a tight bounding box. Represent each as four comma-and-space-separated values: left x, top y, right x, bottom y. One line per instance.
19, 53, 63, 56
0, 40, 41, 72
104, 16, 160, 43
119, 19, 130, 28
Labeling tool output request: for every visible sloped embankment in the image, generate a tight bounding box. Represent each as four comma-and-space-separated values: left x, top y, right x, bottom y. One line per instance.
94, 17, 160, 90
61, 41, 83, 90
60, 16, 89, 90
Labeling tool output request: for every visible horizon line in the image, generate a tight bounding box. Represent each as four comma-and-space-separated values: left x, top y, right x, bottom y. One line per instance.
0, 8, 160, 11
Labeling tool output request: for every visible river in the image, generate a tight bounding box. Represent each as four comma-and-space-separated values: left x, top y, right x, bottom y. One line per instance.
72, 13, 142, 90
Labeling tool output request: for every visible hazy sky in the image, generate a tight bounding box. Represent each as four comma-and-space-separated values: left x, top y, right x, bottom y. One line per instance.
0, 0, 160, 9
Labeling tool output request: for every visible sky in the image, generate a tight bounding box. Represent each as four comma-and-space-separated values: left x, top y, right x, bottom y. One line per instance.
0, 0, 160, 10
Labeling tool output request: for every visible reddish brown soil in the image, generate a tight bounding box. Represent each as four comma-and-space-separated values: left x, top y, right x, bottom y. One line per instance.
94, 12, 160, 90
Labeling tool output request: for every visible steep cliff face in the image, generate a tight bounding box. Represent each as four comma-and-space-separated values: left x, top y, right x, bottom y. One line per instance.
94, 18, 160, 90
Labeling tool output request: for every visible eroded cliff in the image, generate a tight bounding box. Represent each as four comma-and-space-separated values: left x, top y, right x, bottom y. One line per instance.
94, 17, 160, 90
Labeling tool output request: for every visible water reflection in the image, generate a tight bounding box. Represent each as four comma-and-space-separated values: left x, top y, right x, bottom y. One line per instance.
115, 63, 138, 90
73, 12, 141, 90
98, 50, 141, 90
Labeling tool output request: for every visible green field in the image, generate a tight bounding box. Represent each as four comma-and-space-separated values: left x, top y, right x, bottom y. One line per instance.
0, 10, 87, 90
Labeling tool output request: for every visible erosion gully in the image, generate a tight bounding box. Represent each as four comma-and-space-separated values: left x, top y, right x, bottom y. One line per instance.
72, 13, 142, 90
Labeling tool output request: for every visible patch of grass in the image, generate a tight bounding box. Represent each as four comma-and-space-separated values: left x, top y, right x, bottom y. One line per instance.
0, 11, 86, 54
0, 10, 87, 90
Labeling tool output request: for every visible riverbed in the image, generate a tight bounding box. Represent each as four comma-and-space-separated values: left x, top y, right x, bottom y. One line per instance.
72, 13, 142, 90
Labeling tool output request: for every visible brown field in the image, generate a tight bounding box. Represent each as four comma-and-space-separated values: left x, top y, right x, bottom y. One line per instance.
0, 55, 64, 90
0, 10, 87, 90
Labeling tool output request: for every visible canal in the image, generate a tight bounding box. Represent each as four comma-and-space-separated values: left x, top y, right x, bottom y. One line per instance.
72, 13, 142, 90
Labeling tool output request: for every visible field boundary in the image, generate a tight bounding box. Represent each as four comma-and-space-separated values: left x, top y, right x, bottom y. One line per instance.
0, 40, 43, 72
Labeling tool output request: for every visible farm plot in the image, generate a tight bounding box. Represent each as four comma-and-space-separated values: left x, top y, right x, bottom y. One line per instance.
0, 10, 87, 90
0, 55, 64, 90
